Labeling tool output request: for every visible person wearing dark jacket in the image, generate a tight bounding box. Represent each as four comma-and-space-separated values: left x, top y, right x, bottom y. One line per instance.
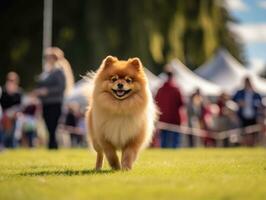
0, 72, 22, 148
232, 77, 262, 146
34, 47, 74, 149
155, 71, 184, 148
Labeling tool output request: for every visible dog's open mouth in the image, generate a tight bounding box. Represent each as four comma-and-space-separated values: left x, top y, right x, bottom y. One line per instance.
112, 89, 132, 98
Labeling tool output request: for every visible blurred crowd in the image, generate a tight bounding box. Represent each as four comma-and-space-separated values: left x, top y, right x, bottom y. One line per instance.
0, 47, 265, 150
153, 71, 266, 148
0, 47, 87, 150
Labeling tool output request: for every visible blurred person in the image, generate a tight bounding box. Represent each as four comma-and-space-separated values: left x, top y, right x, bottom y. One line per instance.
204, 101, 221, 147
233, 77, 262, 146
155, 71, 184, 148
64, 103, 83, 147
217, 92, 228, 116
186, 89, 204, 147
215, 92, 241, 147
19, 96, 40, 148
216, 92, 231, 147
0, 72, 22, 148
225, 101, 241, 146
33, 47, 74, 149
187, 89, 214, 147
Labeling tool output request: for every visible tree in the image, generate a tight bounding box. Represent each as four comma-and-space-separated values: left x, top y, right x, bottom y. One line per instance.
0, 0, 245, 89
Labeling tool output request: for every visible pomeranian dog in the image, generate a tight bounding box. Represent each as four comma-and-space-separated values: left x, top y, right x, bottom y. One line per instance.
86, 56, 157, 170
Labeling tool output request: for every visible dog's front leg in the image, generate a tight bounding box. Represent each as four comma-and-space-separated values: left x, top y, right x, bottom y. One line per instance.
121, 147, 138, 170
101, 139, 121, 170
121, 130, 145, 170
95, 151, 104, 170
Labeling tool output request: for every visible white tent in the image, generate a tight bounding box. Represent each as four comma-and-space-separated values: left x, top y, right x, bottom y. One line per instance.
247, 59, 266, 76
143, 68, 163, 94
160, 59, 222, 96
195, 49, 266, 95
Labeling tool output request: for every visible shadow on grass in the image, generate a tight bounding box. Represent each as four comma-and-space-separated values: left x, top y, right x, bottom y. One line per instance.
19, 169, 115, 176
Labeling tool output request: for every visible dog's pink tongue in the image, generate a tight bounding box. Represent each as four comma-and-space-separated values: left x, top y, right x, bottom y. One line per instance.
117, 90, 125, 96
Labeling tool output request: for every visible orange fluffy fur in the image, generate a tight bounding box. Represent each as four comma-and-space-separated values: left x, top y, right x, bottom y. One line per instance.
86, 56, 157, 170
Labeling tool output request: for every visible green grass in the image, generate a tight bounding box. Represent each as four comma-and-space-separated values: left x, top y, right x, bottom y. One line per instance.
0, 148, 265, 200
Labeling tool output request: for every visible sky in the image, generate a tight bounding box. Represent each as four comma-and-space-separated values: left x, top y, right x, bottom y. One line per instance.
225, 0, 266, 71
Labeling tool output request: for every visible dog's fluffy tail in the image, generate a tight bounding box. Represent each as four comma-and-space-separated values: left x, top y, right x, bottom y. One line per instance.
81, 71, 96, 82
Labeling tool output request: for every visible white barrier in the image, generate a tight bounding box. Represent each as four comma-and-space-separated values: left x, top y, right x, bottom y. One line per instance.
156, 121, 263, 140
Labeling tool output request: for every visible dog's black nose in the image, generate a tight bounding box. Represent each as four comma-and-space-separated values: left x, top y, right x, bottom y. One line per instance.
117, 83, 123, 89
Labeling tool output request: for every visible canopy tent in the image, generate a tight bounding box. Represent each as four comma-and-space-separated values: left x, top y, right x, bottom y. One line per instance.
195, 49, 266, 95
143, 68, 163, 94
247, 60, 266, 76
160, 59, 222, 96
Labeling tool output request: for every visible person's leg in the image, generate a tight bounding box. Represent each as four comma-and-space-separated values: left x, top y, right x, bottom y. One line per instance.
27, 131, 35, 148
77, 135, 82, 147
188, 134, 194, 147
172, 131, 180, 148
43, 105, 54, 149
4, 120, 16, 148
248, 118, 257, 146
223, 138, 229, 147
73, 134, 79, 147
160, 130, 168, 148
43, 103, 62, 149
12, 118, 20, 148
70, 133, 75, 147
0, 128, 4, 150
74, 134, 80, 147
26, 131, 31, 147
240, 118, 247, 146
241, 118, 256, 146
4, 130, 13, 148
165, 130, 174, 148
48, 104, 61, 149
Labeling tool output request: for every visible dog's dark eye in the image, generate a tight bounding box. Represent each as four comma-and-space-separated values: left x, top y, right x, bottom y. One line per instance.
111, 75, 118, 82
125, 77, 132, 83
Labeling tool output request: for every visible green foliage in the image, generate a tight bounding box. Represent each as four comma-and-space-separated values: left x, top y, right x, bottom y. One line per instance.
0, 0, 245, 89
0, 148, 265, 200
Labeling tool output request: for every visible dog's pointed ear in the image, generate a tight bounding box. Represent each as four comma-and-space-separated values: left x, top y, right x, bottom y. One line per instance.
102, 55, 117, 68
129, 57, 142, 70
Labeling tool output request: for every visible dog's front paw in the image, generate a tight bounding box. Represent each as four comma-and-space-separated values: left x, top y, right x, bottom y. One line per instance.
94, 167, 102, 171
111, 165, 121, 171
121, 162, 132, 171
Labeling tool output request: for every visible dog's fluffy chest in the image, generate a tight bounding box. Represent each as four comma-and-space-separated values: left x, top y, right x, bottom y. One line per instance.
95, 112, 144, 148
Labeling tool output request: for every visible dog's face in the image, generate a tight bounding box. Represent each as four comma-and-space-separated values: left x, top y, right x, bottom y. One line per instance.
109, 74, 134, 100
96, 56, 147, 101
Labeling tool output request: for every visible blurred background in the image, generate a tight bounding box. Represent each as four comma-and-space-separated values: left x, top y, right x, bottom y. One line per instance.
2, 0, 264, 89
0, 0, 266, 149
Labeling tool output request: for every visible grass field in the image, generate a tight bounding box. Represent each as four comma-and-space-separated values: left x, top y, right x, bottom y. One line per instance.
0, 148, 265, 200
